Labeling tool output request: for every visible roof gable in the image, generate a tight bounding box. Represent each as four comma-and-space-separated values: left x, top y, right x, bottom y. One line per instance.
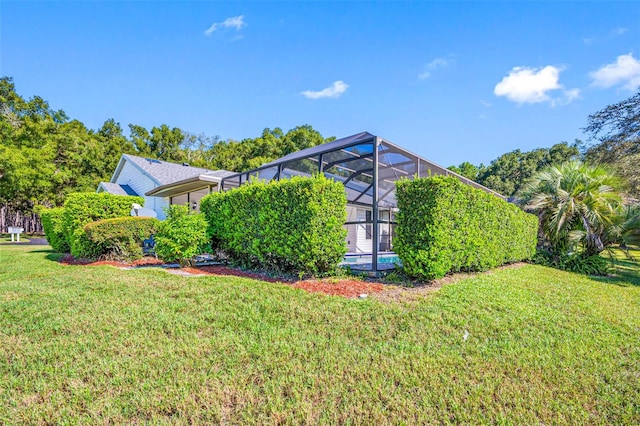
111, 154, 232, 186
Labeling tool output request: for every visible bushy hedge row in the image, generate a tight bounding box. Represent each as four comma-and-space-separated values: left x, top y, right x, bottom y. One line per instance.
62, 192, 144, 258
84, 216, 159, 261
395, 176, 538, 280
39, 207, 69, 253
201, 175, 347, 275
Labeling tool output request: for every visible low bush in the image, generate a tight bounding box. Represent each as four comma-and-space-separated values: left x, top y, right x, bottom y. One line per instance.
533, 249, 610, 276
201, 175, 347, 275
155, 205, 208, 267
39, 207, 69, 253
62, 192, 144, 258
84, 217, 160, 261
395, 176, 538, 280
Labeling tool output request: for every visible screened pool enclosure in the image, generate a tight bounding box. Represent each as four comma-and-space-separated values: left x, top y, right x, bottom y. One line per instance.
219, 132, 501, 272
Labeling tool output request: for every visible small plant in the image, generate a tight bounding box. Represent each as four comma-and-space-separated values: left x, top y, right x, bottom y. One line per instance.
155, 205, 208, 267
533, 249, 610, 276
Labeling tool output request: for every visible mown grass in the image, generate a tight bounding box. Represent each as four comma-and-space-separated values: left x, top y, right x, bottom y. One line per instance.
0, 245, 638, 424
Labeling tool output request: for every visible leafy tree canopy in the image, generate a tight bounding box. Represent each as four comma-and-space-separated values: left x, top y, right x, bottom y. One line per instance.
448, 142, 580, 197
583, 90, 640, 198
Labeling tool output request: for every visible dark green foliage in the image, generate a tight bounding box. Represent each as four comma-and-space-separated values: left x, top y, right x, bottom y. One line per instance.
201, 175, 347, 275
478, 142, 580, 196
395, 176, 538, 280
154, 205, 209, 267
583, 90, 640, 198
39, 207, 69, 253
62, 192, 144, 258
83, 217, 159, 261
208, 125, 335, 172
533, 249, 610, 276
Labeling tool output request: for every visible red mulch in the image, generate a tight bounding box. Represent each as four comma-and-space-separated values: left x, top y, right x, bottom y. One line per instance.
293, 279, 384, 298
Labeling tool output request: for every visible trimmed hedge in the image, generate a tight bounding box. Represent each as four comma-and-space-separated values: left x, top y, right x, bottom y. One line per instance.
63, 192, 144, 258
201, 175, 347, 275
395, 176, 538, 280
84, 216, 159, 261
155, 205, 209, 267
39, 207, 69, 253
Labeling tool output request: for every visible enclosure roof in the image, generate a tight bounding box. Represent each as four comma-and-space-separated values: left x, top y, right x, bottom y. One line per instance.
261, 131, 376, 167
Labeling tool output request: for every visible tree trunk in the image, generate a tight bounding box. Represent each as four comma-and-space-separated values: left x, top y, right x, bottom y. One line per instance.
0, 204, 43, 234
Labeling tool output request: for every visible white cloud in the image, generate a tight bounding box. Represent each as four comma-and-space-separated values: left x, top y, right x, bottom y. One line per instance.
613, 27, 628, 36
204, 15, 246, 36
418, 57, 451, 80
590, 53, 640, 91
494, 65, 578, 105
301, 81, 349, 99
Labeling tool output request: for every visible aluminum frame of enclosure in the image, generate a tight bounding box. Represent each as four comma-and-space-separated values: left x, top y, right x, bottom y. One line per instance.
219, 132, 503, 272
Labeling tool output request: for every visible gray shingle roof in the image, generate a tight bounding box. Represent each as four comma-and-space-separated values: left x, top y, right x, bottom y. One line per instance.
98, 182, 139, 196
122, 154, 233, 185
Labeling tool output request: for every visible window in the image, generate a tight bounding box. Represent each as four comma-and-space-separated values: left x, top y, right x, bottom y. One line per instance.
365, 210, 372, 240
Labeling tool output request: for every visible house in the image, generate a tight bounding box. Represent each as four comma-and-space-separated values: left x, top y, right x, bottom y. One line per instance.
99, 132, 500, 271
97, 154, 235, 219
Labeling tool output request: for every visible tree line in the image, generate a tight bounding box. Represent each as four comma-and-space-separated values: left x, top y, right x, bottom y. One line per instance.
0, 77, 333, 231
1, 75, 637, 233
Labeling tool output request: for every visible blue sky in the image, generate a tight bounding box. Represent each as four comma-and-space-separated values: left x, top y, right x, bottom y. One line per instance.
2, 1, 639, 167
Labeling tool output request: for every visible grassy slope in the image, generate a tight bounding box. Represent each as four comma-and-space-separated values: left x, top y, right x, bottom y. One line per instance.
0, 245, 638, 424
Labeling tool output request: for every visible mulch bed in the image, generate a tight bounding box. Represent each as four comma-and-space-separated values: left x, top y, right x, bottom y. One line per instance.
293, 279, 384, 298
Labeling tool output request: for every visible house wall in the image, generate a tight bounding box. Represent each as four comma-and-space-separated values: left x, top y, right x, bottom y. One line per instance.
345, 205, 373, 254
169, 188, 209, 212
114, 161, 169, 219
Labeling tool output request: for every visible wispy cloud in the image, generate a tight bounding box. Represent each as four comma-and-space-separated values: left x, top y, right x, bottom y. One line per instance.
590, 53, 640, 91
204, 15, 246, 36
301, 81, 349, 99
418, 57, 452, 80
613, 27, 628, 36
494, 65, 579, 106
582, 26, 629, 45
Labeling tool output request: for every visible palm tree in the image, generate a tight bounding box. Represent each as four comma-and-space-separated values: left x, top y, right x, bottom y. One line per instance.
517, 161, 629, 256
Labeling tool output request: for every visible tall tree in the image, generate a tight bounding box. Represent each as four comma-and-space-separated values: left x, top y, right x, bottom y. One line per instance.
449, 142, 580, 197
583, 91, 640, 198
208, 125, 334, 172
129, 124, 186, 162
447, 161, 484, 181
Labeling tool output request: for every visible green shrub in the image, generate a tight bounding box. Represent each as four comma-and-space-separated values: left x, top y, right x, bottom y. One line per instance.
533, 249, 610, 276
201, 175, 347, 275
84, 216, 160, 261
395, 176, 538, 280
39, 207, 69, 253
155, 205, 208, 267
62, 192, 144, 258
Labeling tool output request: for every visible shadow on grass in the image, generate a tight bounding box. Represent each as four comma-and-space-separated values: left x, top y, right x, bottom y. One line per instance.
590, 250, 640, 287
591, 274, 640, 287
44, 252, 65, 262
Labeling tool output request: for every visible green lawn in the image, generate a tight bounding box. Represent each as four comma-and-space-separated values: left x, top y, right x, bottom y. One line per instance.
1, 245, 638, 424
